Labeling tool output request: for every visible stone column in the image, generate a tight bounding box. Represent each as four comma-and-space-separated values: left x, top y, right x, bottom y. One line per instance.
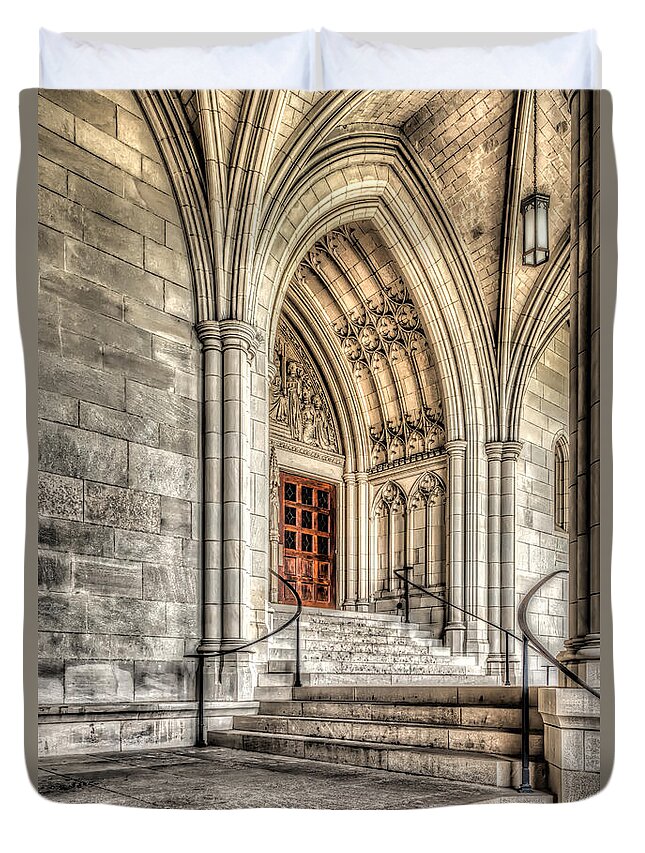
501, 441, 522, 665
561, 90, 601, 687
356, 472, 370, 610
195, 322, 223, 658
218, 319, 259, 699
342, 472, 357, 609
445, 440, 467, 654
485, 441, 503, 675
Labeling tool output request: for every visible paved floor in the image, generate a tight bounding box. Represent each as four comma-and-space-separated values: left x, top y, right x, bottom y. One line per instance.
38, 746, 550, 809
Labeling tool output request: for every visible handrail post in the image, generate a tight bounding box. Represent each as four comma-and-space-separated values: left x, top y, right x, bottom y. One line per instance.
294, 614, 302, 688
518, 634, 532, 793
504, 631, 511, 687
403, 566, 410, 624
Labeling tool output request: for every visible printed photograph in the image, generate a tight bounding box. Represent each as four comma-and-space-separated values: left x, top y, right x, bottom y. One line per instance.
35, 88, 602, 807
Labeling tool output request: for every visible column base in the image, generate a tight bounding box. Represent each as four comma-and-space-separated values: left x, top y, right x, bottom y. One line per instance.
203, 652, 256, 702
355, 599, 371, 612
444, 622, 466, 655
486, 653, 521, 684
537, 686, 601, 802
558, 638, 601, 688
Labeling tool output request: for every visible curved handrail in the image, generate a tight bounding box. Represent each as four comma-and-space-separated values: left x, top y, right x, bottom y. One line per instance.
186, 568, 303, 659
518, 569, 600, 699
394, 568, 522, 642
189, 569, 303, 747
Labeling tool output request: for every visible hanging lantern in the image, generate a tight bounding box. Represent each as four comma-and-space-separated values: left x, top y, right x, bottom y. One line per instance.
521, 91, 550, 267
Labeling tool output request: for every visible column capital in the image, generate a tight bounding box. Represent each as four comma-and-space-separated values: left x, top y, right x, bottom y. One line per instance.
445, 439, 467, 457
355, 472, 369, 485
342, 471, 357, 485
501, 441, 523, 462
195, 320, 222, 351
484, 441, 504, 460
218, 319, 261, 363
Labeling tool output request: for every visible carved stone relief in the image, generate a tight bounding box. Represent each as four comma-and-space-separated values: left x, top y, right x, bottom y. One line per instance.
270, 319, 340, 454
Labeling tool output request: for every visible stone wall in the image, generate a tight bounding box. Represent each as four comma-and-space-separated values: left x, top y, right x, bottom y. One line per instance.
516, 324, 569, 681
37, 90, 202, 754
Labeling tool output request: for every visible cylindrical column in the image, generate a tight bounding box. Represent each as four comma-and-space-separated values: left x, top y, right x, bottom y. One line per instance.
445, 440, 467, 653
561, 89, 601, 686
501, 441, 523, 659
342, 472, 357, 609
356, 472, 370, 610
219, 319, 258, 650
195, 321, 222, 655
485, 442, 503, 668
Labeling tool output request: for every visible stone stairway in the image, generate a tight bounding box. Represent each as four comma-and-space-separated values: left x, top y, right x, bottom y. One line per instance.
256, 605, 497, 699
208, 685, 551, 798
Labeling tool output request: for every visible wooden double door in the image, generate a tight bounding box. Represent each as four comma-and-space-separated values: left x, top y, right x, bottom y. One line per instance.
278, 472, 336, 609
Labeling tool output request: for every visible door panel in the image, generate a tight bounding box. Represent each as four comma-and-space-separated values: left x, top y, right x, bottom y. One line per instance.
278, 472, 336, 609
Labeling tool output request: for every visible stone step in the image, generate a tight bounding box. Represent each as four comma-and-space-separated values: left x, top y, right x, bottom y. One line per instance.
267, 659, 479, 675
207, 729, 547, 790
254, 686, 293, 701
269, 640, 451, 656
292, 685, 539, 705
258, 699, 543, 731
271, 604, 416, 624
257, 671, 295, 687
299, 673, 495, 686
233, 714, 543, 757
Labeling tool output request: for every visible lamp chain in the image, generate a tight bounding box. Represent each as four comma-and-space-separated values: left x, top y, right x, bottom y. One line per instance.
533, 90, 538, 196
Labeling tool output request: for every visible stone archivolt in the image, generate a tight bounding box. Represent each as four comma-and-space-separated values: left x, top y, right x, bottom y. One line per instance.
297, 224, 445, 471
270, 318, 340, 454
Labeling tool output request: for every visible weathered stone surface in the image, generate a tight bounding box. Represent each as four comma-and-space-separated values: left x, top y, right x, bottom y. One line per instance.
152, 336, 198, 373
120, 718, 196, 752
125, 298, 191, 344
114, 529, 183, 564
164, 280, 193, 321
159, 423, 197, 457
109, 634, 185, 661
38, 593, 88, 632
38, 186, 83, 238
123, 173, 180, 225
65, 238, 164, 310
38, 223, 64, 270
67, 173, 165, 243
38, 551, 72, 591
116, 106, 161, 160
145, 238, 191, 287
38, 389, 79, 426
61, 329, 104, 368
86, 597, 166, 636
72, 555, 143, 599
125, 380, 197, 428
39, 518, 114, 558
39, 352, 125, 410
38, 126, 122, 194
38, 155, 67, 194
79, 401, 158, 446
64, 661, 134, 702
83, 209, 144, 266
165, 603, 200, 638
84, 482, 161, 533
38, 660, 64, 704
133, 661, 196, 701
39, 630, 111, 661
143, 565, 197, 604
40, 268, 124, 322
76, 117, 142, 178
39, 420, 128, 486
128, 443, 198, 501
160, 496, 192, 538
103, 346, 174, 391
42, 90, 117, 135
38, 472, 83, 520
38, 94, 75, 140
38, 721, 121, 757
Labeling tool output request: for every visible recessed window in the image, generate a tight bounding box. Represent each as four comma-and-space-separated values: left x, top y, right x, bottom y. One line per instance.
554, 434, 569, 533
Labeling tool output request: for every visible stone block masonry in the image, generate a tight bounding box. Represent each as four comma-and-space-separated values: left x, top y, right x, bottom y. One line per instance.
37, 90, 202, 755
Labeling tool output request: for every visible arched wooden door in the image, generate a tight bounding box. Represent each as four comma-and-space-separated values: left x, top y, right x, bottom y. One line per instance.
278, 472, 336, 609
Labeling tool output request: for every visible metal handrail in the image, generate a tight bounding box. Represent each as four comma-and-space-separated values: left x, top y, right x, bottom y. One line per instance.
188, 568, 302, 745
396, 565, 600, 794
394, 567, 519, 686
